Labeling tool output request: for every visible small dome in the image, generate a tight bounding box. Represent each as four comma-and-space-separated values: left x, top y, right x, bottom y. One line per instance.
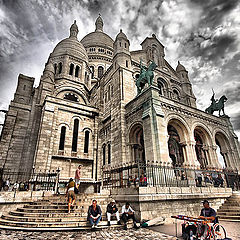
51, 21, 88, 62
176, 61, 186, 72
115, 29, 128, 40
51, 38, 88, 62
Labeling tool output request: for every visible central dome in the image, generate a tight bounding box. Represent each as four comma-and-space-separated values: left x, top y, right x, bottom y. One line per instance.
80, 15, 113, 49
51, 21, 88, 62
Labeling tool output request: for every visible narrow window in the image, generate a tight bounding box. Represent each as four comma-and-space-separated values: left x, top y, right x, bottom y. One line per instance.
58, 62, 62, 74
126, 60, 128, 68
72, 119, 79, 152
108, 85, 111, 100
69, 63, 74, 75
84, 131, 90, 153
119, 42, 121, 47
125, 42, 127, 48
98, 66, 104, 78
59, 126, 66, 150
90, 66, 94, 78
103, 145, 106, 165
108, 144, 111, 164
75, 65, 80, 77
54, 63, 57, 74
23, 85, 26, 91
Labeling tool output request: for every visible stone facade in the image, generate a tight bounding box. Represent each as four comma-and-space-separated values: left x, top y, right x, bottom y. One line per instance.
0, 15, 239, 184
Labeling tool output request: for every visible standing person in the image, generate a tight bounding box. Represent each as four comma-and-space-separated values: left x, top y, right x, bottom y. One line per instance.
75, 165, 82, 191
66, 178, 76, 214
106, 199, 121, 226
87, 199, 102, 229
121, 202, 138, 230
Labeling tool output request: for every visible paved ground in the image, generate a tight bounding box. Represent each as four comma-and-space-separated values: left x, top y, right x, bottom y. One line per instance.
150, 221, 240, 239
0, 228, 177, 240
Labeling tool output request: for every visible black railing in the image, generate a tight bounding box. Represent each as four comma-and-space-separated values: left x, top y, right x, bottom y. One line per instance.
102, 162, 239, 190
0, 168, 60, 193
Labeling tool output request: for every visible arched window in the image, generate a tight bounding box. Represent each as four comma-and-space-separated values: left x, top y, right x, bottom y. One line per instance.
157, 78, 166, 96
103, 145, 106, 166
98, 66, 104, 78
126, 60, 128, 68
84, 130, 90, 154
72, 119, 79, 152
90, 66, 94, 79
125, 42, 127, 48
173, 89, 180, 100
64, 93, 78, 102
75, 65, 80, 77
108, 85, 111, 100
58, 62, 62, 74
107, 143, 111, 164
54, 63, 57, 74
59, 126, 66, 150
69, 63, 74, 75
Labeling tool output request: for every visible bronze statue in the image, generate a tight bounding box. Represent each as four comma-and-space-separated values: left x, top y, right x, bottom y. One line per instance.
136, 60, 157, 94
205, 90, 227, 116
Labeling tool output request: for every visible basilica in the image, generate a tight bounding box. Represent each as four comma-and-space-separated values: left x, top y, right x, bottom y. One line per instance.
0, 15, 239, 189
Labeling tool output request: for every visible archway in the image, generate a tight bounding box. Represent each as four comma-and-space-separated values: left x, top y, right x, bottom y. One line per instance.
129, 124, 145, 164
194, 129, 208, 168
215, 132, 230, 168
167, 125, 184, 166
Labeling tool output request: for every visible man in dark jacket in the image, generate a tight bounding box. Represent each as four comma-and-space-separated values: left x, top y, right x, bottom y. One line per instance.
87, 199, 102, 228
106, 199, 121, 226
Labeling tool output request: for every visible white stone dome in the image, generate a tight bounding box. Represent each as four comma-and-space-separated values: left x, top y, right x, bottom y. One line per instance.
80, 15, 113, 49
51, 21, 88, 62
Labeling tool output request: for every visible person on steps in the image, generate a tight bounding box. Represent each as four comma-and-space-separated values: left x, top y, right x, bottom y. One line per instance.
66, 178, 76, 214
106, 199, 121, 226
121, 202, 138, 230
87, 199, 102, 229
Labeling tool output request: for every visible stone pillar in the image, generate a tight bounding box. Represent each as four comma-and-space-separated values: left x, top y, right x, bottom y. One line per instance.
211, 145, 221, 168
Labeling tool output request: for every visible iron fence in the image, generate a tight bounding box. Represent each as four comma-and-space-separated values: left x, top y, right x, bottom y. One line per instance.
102, 162, 239, 190
0, 168, 60, 192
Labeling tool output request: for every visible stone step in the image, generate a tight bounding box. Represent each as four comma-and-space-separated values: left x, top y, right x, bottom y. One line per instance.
16, 207, 86, 214
0, 218, 119, 228
10, 210, 86, 218
217, 211, 240, 216
2, 214, 114, 223
0, 224, 123, 232
218, 206, 240, 210
218, 215, 240, 220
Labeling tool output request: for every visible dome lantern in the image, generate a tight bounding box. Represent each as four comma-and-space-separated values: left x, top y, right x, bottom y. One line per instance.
70, 20, 79, 39
95, 14, 103, 32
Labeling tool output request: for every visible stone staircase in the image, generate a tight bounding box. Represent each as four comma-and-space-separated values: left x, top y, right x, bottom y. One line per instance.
0, 193, 123, 231
217, 192, 240, 222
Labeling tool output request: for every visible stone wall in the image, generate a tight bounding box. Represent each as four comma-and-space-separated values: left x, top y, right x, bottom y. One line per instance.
110, 186, 232, 222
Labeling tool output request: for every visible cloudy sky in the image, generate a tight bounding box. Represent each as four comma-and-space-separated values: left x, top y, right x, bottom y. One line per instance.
0, 0, 239, 140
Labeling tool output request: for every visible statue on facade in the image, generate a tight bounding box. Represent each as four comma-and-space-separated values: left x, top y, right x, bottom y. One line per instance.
136, 60, 157, 95
205, 90, 228, 116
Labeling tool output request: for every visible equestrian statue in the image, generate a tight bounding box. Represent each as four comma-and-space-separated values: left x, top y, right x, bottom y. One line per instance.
135, 60, 157, 95
205, 90, 228, 116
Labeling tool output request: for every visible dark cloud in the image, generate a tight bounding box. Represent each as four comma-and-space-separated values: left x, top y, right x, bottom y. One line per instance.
190, 0, 239, 26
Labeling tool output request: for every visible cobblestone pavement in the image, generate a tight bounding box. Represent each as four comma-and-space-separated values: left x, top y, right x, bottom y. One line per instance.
0, 228, 177, 240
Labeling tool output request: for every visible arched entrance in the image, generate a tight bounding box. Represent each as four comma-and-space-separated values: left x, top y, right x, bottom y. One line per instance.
194, 129, 208, 168
215, 132, 230, 168
129, 124, 145, 164
167, 125, 184, 166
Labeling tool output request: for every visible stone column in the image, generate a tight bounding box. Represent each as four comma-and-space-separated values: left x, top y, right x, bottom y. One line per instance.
211, 145, 221, 168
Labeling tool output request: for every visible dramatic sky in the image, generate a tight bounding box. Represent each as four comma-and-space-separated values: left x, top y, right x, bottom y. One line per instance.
0, 0, 239, 140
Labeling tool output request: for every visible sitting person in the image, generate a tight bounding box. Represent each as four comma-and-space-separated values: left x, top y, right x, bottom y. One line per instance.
87, 199, 102, 229
106, 199, 121, 226
66, 178, 76, 214
121, 202, 137, 230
